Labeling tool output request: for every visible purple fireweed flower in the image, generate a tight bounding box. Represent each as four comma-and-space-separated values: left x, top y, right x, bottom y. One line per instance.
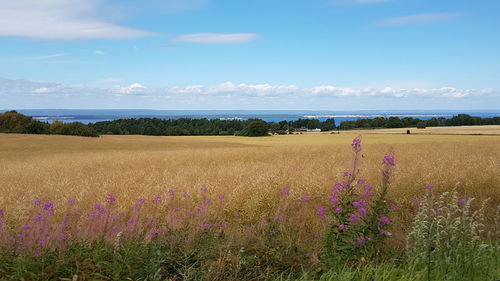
426, 184, 434, 189
33, 252, 42, 257
218, 194, 225, 199
352, 137, 361, 150
188, 211, 195, 216
106, 194, 116, 203
94, 203, 103, 211
22, 225, 32, 230
357, 179, 366, 184
389, 205, 397, 211
317, 207, 326, 216
43, 202, 54, 211
67, 198, 76, 204
168, 189, 175, 196
196, 205, 206, 212
126, 219, 136, 225
349, 214, 359, 223
260, 219, 269, 227
305, 252, 313, 258
343, 171, 353, 177
338, 224, 348, 231
379, 216, 391, 224
276, 216, 284, 221
137, 199, 145, 204
301, 195, 309, 201
335, 208, 343, 214
383, 155, 395, 166
183, 192, 189, 198
34, 200, 42, 206
153, 196, 162, 203
203, 223, 211, 228
0, 209, 3, 216
363, 185, 374, 197
112, 226, 120, 232
34, 214, 44, 222
379, 229, 389, 235
329, 195, 339, 205
282, 188, 290, 195
459, 199, 466, 204
358, 207, 368, 218
357, 237, 366, 246
58, 234, 67, 240
201, 186, 208, 192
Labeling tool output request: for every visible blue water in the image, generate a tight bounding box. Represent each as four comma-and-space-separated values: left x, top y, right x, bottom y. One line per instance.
2, 109, 500, 124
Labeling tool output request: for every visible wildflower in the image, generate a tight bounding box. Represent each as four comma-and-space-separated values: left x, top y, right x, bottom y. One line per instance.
168, 189, 175, 196
196, 205, 206, 212
22, 225, 32, 230
317, 207, 326, 216
349, 214, 359, 223
353, 200, 367, 208
338, 224, 348, 231
357, 179, 366, 184
0, 209, 3, 216
34, 214, 44, 222
343, 171, 353, 177
382, 155, 395, 166
352, 137, 361, 150
67, 198, 76, 204
203, 223, 211, 228
183, 192, 189, 198
276, 216, 284, 221
425, 184, 434, 189
305, 252, 313, 258
459, 199, 466, 204
34, 200, 41, 206
153, 196, 162, 203
379, 229, 390, 236
218, 194, 225, 199
301, 195, 309, 201
335, 207, 343, 214
379, 216, 391, 224
357, 237, 366, 246
188, 211, 195, 216
201, 186, 208, 192
106, 194, 116, 203
358, 207, 368, 218
137, 199, 145, 204
260, 219, 269, 227
282, 188, 290, 195
33, 252, 42, 257
94, 203, 103, 211
388, 205, 397, 211
58, 234, 67, 240
329, 195, 339, 204
43, 202, 54, 211
362, 185, 374, 197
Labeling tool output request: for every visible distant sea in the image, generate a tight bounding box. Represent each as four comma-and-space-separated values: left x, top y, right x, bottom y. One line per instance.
2, 109, 500, 124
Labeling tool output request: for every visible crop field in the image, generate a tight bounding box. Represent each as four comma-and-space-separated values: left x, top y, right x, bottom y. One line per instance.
1, 131, 499, 227
0, 130, 499, 280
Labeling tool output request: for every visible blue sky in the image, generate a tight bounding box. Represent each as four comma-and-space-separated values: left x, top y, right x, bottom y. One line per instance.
0, 0, 499, 110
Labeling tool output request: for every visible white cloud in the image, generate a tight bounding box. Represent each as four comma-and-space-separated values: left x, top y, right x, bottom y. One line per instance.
174, 33, 259, 44
0, 0, 152, 40
376, 13, 462, 26
93, 50, 106, 55
114, 83, 147, 95
33, 87, 58, 94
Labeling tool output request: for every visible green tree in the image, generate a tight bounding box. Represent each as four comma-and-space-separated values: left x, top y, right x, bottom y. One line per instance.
238, 119, 269, 137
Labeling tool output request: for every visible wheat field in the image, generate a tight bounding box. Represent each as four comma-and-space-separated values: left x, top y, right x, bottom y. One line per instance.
1, 131, 499, 236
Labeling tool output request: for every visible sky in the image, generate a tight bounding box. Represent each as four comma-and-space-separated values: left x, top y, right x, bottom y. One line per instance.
0, 0, 499, 110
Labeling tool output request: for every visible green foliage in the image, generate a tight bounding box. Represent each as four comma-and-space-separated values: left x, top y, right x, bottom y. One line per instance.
407, 188, 499, 281
0, 111, 98, 137
238, 119, 269, 137
338, 114, 500, 130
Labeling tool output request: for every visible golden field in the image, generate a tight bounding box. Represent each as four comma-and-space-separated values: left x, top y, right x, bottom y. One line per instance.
1, 129, 499, 235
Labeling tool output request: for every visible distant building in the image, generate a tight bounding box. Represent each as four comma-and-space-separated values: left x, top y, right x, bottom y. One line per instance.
295, 127, 321, 132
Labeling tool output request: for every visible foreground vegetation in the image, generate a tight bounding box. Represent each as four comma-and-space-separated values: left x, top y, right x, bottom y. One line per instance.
0, 133, 499, 280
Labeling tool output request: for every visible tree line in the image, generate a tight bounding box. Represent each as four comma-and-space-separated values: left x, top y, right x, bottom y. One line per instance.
338, 114, 500, 130
0, 111, 99, 137
2, 111, 499, 137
